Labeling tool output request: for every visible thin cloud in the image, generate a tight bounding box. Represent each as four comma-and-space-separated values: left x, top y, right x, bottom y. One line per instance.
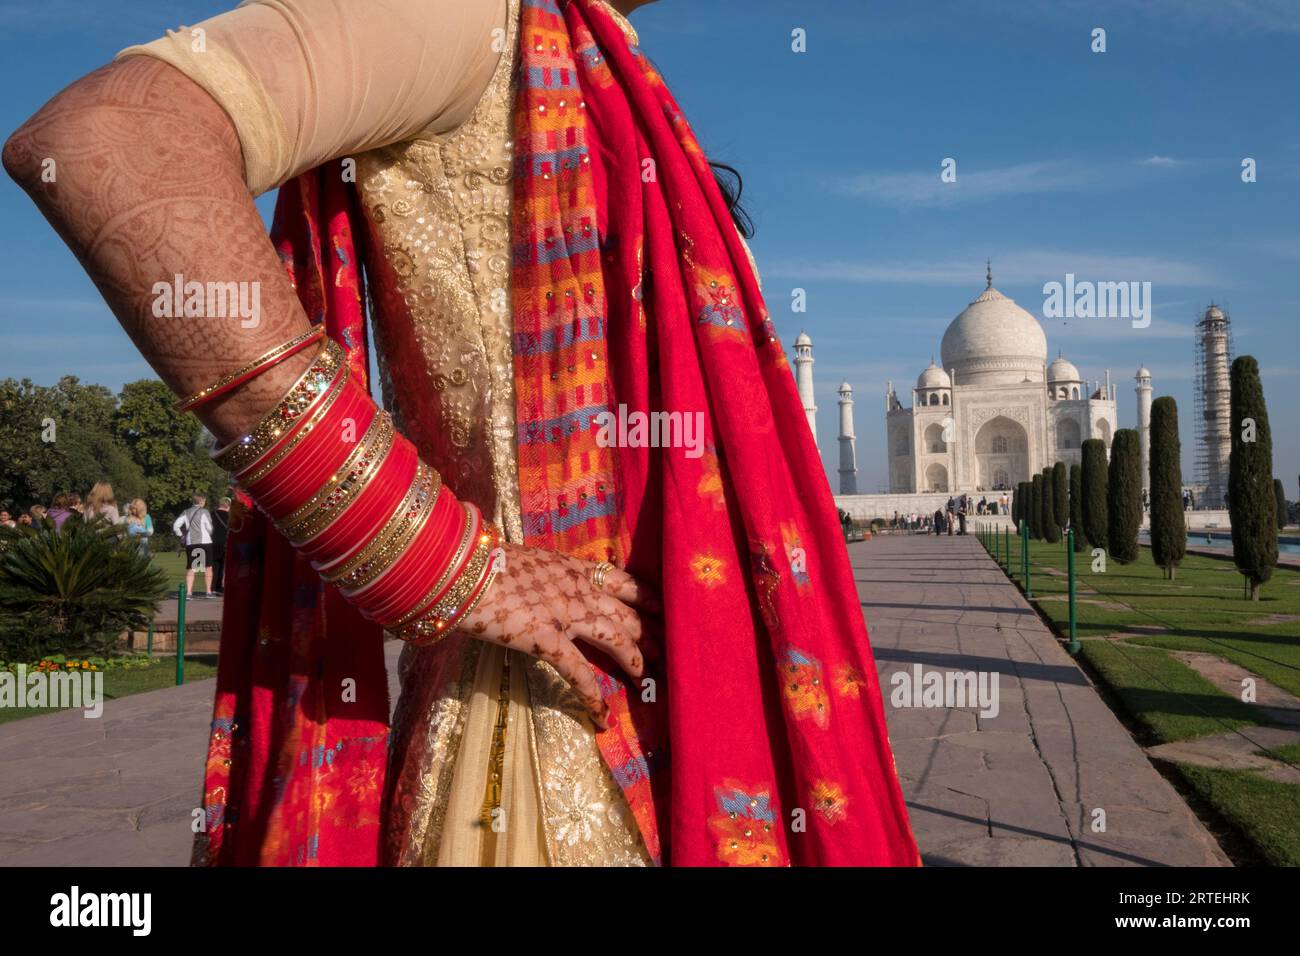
830, 160, 1094, 207
765, 250, 1226, 288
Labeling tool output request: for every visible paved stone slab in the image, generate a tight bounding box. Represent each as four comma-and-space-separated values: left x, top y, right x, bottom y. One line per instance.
0, 640, 405, 866
855, 533, 1231, 867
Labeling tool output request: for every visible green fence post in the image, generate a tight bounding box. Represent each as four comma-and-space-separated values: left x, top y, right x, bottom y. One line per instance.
1066, 529, 1080, 654
1004, 525, 1010, 572
176, 582, 187, 686
1022, 522, 1032, 598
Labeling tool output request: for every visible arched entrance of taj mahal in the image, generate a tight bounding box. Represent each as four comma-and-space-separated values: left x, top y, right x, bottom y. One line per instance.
974, 415, 1029, 490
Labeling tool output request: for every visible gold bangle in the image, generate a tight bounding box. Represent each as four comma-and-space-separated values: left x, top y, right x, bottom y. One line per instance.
212, 339, 346, 474
238, 362, 351, 486
174, 327, 324, 412
390, 503, 478, 629
279, 411, 396, 543
324, 461, 441, 591
396, 522, 500, 643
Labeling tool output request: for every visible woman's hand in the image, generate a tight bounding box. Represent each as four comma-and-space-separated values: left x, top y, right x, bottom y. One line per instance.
457, 542, 658, 729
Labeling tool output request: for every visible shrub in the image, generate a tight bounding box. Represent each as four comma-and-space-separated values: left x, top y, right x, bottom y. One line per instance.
1149, 396, 1186, 579
0, 517, 168, 660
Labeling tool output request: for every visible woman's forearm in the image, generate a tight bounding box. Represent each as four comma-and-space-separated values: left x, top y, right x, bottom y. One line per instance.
2, 56, 313, 444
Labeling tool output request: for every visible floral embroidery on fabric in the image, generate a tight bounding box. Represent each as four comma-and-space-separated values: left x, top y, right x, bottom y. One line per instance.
692, 266, 746, 338
689, 552, 727, 589
780, 647, 830, 729
781, 521, 811, 592
834, 663, 867, 699
696, 445, 726, 509
810, 779, 850, 825
707, 780, 784, 867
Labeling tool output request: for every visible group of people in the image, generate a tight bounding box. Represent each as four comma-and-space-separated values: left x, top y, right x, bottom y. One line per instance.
880, 491, 1012, 539
1, 482, 154, 546
0, 483, 231, 599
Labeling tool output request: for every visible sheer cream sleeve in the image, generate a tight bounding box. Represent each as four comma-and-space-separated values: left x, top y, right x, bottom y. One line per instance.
116, 0, 509, 196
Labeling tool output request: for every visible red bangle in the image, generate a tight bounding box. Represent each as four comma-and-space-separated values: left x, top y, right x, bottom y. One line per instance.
307, 440, 420, 568
356, 494, 465, 617
247, 382, 375, 515
176, 326, 324, 413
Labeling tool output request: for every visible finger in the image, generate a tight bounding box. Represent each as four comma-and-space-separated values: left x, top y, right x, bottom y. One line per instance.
603, 567, 662, 615
573, 608, 644, 681
543, 633, 609, 728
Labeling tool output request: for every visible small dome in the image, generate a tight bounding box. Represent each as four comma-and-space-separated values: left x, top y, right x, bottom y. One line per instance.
794, 330, 812, 347
838, 380, 853, 392
1136, 366, 1151, 379
917, 362, 951, 389
1047, 355, 1081, 382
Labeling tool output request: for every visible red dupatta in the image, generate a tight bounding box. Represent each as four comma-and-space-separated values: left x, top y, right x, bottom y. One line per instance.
197, 0, 917, 867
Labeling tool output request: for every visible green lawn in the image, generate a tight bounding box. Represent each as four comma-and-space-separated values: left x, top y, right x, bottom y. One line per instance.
977, 528, 1300, 865
150, 550, 189, 588
0, 656, 217, 725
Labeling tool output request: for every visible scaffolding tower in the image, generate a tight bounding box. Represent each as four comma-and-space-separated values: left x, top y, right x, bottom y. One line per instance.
1193, 303, 1234, 508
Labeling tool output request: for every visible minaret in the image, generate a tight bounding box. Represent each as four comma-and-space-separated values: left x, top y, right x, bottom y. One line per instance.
1197, 304, 1233, 508
793, 330, 817, 447
1135, 366, 1153, 492
837, 381, 858, 495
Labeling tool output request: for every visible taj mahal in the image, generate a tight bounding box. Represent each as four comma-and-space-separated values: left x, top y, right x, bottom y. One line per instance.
798, 266, 1159, 521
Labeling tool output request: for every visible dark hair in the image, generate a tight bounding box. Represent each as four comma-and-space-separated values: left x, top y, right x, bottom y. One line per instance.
709, 161, 754, 239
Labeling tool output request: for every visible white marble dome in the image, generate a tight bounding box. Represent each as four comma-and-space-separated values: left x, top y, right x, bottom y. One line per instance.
1047, 355, 1081, 382
916, 361, 951, 389
794, 330, 813, 347
940, 284, 1048, 386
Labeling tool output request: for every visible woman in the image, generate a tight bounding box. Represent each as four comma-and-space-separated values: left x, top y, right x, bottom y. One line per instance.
125, 499, 154, 557
46, 492, 78, 530
5, 0, 916, 867
85, 481, 122, 525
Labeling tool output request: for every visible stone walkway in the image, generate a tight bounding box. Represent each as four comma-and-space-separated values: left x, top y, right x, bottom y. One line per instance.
854, 533, 1230, 866
0, 642, 404, 866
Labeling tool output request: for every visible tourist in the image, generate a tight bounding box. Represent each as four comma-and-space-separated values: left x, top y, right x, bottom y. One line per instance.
27, 504, 46, 523
1000, 492, 1009, 515
16, 512, 32, 527
85, 481, 122, 524
934, 508, 945, 534
212, 496, 232, 595
173, 492, 215, 598
125, 499, 154, 557
0, 510, 14, 528
47, 492, 80, 529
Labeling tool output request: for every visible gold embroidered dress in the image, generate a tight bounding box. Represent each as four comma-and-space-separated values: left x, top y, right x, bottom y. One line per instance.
120, 0, 649, 866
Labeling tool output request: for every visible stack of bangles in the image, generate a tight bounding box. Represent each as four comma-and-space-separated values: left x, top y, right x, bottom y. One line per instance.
179, 330, 502, 644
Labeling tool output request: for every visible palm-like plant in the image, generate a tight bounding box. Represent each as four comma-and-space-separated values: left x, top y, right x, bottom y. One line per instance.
0, 516, 168, 659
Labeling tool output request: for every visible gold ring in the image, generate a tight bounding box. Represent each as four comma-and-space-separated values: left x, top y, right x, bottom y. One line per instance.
590, 561, 616, 591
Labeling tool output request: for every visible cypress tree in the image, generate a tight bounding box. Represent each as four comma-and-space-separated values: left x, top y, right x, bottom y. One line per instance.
1012, 483, 1020, 526
1030, 474, 1043, 540
1017, 480, 1029, 531
1041, 466, 1061, 543
1149, 396, 1186, 579
1081, 438, 1109, 552
1052, 461, 1069, 531
1107, 429, 1142, 564
1274, 478, 1288, 531
1228, 356, 1277, 600
1069, 464, 1087, 551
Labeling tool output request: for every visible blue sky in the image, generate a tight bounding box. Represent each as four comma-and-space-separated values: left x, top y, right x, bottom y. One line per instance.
2, 0, 1298, 494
